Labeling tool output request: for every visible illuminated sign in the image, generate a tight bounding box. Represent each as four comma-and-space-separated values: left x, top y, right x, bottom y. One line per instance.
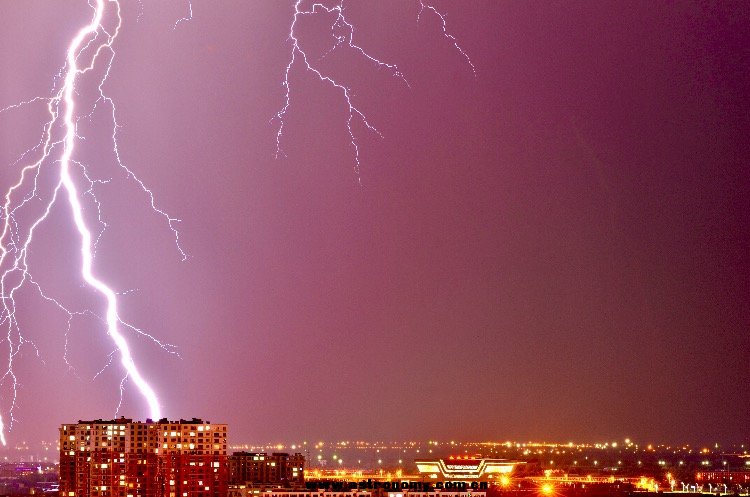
415, 458, 522, 480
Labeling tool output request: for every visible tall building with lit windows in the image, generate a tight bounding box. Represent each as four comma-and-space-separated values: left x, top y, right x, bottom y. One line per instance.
59, 417, 228, 497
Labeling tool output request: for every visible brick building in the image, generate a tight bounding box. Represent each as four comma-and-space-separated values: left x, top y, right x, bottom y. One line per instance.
228, 452, 304, 487
59, 417, 228, 497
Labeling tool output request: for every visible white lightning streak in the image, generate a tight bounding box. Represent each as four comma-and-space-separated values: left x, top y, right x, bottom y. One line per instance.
0, 0, 183, 444
275, 0, 406, 182
173, 1, 193, 30
275, 1, 474, 179
417, 1, 476, 76
0, 0, 475, 446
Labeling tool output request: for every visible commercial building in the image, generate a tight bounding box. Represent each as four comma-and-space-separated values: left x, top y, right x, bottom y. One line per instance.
228, 452, 305, 487
695, 470, 750, 484
414, 457, 520, 481
227, 490, 483, 497
59, 417, 228, 497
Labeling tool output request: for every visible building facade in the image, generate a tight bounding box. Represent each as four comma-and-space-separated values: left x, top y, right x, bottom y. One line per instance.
228, 491, 483, 497
414, 457, 520, 481
59, 417, 228, 497
228, 452, 305, 487
696, 470, 750, 484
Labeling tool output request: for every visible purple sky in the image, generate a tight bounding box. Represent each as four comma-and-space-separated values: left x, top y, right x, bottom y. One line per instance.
0, 1, 748, 448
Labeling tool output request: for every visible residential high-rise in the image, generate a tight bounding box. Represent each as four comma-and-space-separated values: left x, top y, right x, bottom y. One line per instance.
59, 417, 228, 497
228, 452, 304, 488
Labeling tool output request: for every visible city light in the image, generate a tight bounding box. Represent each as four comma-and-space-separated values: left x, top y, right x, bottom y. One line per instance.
1, 4, 746, 496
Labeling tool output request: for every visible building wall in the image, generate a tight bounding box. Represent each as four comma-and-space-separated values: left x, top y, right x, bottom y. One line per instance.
228, 452, 305, 487
696, 471, 750, 484
227, 490, 484, 497
59, 418, 228, 497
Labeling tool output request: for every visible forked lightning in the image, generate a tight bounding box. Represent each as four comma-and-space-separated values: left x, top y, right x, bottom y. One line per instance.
0, 0, 472, 445
0, 0, 181, 444
274, 1, 474, 181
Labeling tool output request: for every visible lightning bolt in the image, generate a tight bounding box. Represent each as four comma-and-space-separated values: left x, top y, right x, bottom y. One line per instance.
274, 1, 474, 180
0, 0, 473, 446
173, 1, 193, 30
417, 1, 476, 76
0, 0, 181, 444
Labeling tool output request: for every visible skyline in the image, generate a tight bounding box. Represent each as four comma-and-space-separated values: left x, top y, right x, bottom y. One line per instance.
4, 422, 750, 495
4, 431, 750, 458
0, 1, 748, 446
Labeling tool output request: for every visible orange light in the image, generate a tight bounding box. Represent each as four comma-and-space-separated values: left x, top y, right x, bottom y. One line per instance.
541, 483, 554, 495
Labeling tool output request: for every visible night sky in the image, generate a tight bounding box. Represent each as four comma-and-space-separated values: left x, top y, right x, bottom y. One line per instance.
0, 1, 748, 448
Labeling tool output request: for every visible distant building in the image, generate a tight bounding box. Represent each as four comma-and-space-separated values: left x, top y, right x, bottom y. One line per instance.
59, 417, 228, 497
415, 456, 521, 481
228, 490, 482, 497
229, 452, 305, 487
696, 470, 750, 484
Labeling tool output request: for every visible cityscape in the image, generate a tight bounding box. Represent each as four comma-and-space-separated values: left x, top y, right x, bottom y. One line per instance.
1, 1, 748, 497
0, 418, 748, 495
